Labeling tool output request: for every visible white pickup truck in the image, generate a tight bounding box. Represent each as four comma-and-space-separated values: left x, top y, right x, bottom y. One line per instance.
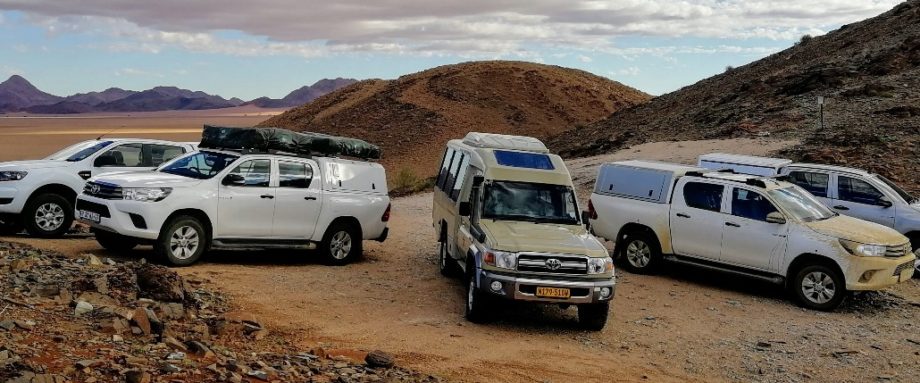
75, 148, 390, 266
699, 153, 920, 274
588, 160, 915, 310
0, 139, 195, 237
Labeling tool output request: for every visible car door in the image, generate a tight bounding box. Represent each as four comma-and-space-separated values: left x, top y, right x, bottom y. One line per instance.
271, 160, 322, 239
720, 187, 788, 271
216, 158, 275, 238
831, 174, 896, 227
669, 181, 726, 260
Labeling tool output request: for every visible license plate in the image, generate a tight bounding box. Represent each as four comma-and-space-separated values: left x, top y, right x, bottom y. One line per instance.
536, 287, 571, 299
79, 210, 100, 223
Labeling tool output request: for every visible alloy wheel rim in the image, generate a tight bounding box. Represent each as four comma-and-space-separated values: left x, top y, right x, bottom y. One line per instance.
467, 278, 475, 312
169, 226, 200, 260
626, 240, 651, 268
330, 231, 352, 260
34, 202, 65, 231
801, 271, 836, 304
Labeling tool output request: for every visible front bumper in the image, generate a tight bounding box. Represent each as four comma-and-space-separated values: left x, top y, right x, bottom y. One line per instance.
478, 270, 615, 304
845, 253, 916, 290
75, 195, 165, 240
0, 185, 28, 214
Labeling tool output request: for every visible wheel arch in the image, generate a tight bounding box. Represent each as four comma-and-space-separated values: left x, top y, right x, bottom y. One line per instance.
28, 183, 79, 205
615, 222, 664, 256
162, 209, 213, 241
325, 216, 363, 239
904, 231, 920, 251
785, 253, 844, 287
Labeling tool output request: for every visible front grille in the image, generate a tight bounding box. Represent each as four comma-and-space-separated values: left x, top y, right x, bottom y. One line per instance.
885, 242, 911, 258
517, 253, 588, 275
894, 261, 914, 276
83, 181, 122, 200
76, 199, 111, 218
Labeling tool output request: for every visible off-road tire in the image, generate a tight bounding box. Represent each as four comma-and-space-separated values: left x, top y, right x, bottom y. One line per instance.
618, 231, 660, 274
578, 302, 610, 331
94, 230, 138, 252
155, 216, 207, 267
320, 222, 362, 266
23, 193, 73, 238
908, 234, 920, 278
438, 229, 460, 278
791, 264, 846, 311
464, 261, 491, 323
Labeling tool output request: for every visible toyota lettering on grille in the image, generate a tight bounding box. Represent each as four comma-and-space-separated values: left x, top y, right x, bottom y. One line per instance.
545, 258, 562, 270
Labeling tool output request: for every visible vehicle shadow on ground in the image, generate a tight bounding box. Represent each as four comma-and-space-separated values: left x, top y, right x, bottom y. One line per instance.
90, 245, 373, 268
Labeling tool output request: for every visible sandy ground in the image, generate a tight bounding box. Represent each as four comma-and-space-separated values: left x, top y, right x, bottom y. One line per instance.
3, 134, 919, 382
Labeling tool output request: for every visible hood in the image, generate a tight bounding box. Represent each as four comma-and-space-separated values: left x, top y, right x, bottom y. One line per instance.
0, 160, 68, 171
806, 215, 907, 246
479, 220, 608, 257
92, 171, 202, 188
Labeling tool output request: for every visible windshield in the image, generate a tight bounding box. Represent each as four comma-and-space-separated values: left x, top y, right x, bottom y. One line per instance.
482, 181, 580, 224
768, 186, 837, 222
60, 140, 113, 162
160, 151, 238, 179
875, 175, 915, 204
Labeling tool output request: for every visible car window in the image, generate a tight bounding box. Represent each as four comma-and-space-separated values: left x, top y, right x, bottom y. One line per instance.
228, 159, 271, 187
731, 188, 779, 221
450, 155, 470, 201
145, 144, 186, 167
683, 182, 724, 212
279, 161, 313, 188
436, 148, 456, 191
445, 152, 465, 197
160, 151, 238, 179
787, 171, 829, 198
838, 176, 884, 205
95, 143, 143, 167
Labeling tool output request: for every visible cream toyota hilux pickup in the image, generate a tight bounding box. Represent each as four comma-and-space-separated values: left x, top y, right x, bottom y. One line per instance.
432, 133, 615, 330
588, 160, 915, 310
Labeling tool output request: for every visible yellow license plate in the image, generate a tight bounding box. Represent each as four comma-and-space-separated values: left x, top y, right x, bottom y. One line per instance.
536, 287, 571, 299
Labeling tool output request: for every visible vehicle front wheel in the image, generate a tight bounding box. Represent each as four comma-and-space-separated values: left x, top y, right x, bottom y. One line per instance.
792, 264, 846, 311
155, 216, 207, 266
23, 193, 73, 238
578, 302, 610, 331
94, 230, 138, 252
619, 231, 660, 274
465, 264, 491, 323
320, 222, 362, 266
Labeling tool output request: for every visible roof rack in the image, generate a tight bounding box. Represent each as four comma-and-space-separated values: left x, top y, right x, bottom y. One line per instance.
686, 170, 774, 189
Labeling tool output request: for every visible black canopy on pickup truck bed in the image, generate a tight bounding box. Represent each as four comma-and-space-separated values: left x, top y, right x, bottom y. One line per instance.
199, 125, 381, 160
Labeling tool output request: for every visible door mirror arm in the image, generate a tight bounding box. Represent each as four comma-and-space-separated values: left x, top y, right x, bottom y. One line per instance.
766, 212, 787, 224
878, 196, 893, 208
222, 173, 246, 186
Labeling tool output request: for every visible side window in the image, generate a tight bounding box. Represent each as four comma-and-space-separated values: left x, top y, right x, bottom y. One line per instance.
144, 144, 186, 167
436, 148, 456, 191
279, 161, 313, 188
450, 155, 470, 201
787, 171, 829, 197
731, 188, 778, 221
444, 152, 465, 195
683, 182, 724, 212
228, 159, 271, 187
838, 176, 884, 205
95, 143, 143, 167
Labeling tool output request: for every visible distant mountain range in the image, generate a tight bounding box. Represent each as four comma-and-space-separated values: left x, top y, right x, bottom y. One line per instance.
0, 75, 357, 114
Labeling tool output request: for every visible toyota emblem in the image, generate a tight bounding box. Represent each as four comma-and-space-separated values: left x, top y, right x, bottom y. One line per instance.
545, 258, 562, 270
90, 184, 101, 194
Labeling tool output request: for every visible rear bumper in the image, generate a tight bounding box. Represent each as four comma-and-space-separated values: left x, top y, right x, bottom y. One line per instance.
374, 227, 389, 242
478, 270, 615, 304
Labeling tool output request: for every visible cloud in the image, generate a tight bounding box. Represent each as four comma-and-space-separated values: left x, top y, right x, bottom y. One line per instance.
577, 54, 592, 63
114, 68, 164, 78
0, 0, 901, 57
611, 66, 640, 77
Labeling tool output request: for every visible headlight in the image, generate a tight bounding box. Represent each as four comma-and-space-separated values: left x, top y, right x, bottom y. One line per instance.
0, 171, 27, 181
588, 257, 614, 274
839, 239, 886, 257
122, 187, 172, 202
483, 250, 517, 270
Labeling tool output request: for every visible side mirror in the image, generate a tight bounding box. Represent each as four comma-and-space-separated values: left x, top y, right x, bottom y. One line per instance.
878, 196, 893, 208
94, 154, 116, 167
458, 201, 471, 217
472, 175, 485, 187
766, 211, 787, 224
222, 173, 245, 186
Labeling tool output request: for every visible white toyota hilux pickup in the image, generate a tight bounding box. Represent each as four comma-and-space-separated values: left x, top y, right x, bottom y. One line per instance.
75, 148, 390, 266
588, 160, 915, 310
0, 139, 195, 237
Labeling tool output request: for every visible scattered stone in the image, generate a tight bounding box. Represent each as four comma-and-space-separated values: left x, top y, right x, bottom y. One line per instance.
164, 336, 188, 352
9, 258, 34, 272
166, 351, 186, 361
83, 254, 104, 267
75, 359, 104, 369
0, 319, 15, 331
247, 370, 269, 381
125, 370, 152, 383
13, 319, 35, 331
74, 301, 94, 316
186, 341, 215, 359
365, 350, 395, 368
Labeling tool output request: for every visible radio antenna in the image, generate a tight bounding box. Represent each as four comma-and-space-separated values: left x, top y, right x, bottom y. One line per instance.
97, 125, 125, 140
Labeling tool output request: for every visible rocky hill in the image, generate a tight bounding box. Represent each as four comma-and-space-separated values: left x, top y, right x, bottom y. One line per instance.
247, 78, 358, 108
549, 0, 920, 192
0, 75, 62, 112
260, 61, 650, 182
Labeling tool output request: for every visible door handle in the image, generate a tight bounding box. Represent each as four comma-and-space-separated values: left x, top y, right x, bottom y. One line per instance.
833, 205, 849, 211
725, 222, 740, 227
260, 194, 274, 199
676, 213, 691, 218
304, 196, 317, 201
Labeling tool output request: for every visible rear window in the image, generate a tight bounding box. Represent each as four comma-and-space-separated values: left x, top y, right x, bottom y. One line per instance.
494, 150, 554, 170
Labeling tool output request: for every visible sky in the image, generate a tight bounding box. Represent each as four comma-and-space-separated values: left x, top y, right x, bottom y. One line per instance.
0, 0, 903, 100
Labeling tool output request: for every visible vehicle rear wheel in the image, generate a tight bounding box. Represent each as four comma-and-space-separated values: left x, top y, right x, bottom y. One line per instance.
464, 266, 491, 323
94, 230, 138, 252
155, 216, 207, 266
908, 235, 920, 277
577, 302, 610, 331
438, 231, 459, 278
0, 215, 22, 235
23, 193, 73, 238
792, 264, 846, 311
320, 222, 362, 266
619, 231, 660, 274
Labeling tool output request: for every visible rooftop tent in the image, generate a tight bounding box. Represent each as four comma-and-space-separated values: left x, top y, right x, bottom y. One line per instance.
198, 125, 381, 160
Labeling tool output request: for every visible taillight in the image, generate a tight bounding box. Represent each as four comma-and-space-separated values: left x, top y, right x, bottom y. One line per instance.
381, 203, 391, 222
587, 199, 598, 220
